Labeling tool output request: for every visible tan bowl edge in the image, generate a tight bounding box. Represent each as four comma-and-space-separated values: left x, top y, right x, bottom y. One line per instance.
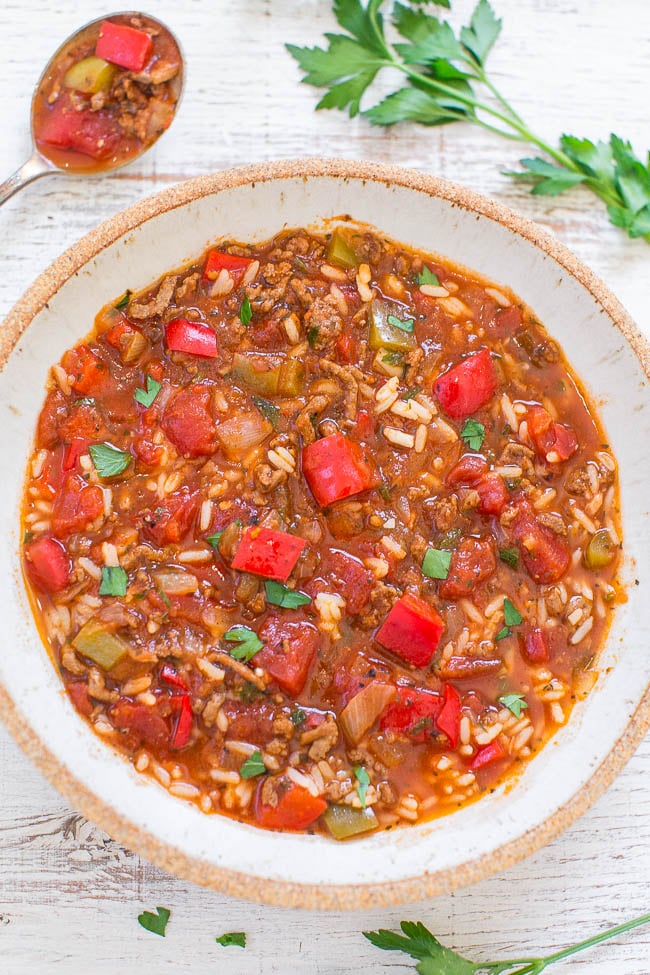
1, 158, 649, 910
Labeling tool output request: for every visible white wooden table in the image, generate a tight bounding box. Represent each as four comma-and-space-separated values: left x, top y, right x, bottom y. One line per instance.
0, 1, 648, 972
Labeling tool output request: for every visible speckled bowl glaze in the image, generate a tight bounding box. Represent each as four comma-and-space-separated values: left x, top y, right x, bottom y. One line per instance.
1, 160, 648, 910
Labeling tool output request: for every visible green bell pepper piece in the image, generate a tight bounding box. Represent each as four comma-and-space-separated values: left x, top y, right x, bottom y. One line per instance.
368, 299, 416, 352
72, 619, 129, 670
323, 804, 379, 840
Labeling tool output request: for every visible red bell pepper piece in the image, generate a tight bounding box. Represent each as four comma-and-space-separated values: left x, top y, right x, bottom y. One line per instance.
255, 778, 327, 831
231, 526, 306, 582
527, 405, 578, 463
434, 349, 498, 420
302, 432, 378, 507
160, 664, 189, 691
470, 737, 508, 770
475, 474, 509, 516
202, 249, 253, 283
437, 683, 461, 748
256, 616, 319, 696
62, 437, 89, 472
165, 318, 217, 358
336, 333, 357, 363
24, 535, 71, 593
375, 593, 444, 668
170, 694, 193, 750
519, 625, 550, 664
510, 499, 570, 584
95, 20, 153, 72
379, 686, 443, 742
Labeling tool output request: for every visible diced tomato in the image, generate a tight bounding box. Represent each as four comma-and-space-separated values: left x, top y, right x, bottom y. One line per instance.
434, 349, 498, 420
140, 488, 198, 546
255, 778, 327, 831
133, 436, 164, 467
202, 249, 253, 284
510, 499, 570, 584
24, 535, 71, 592
95, 19, 154, 72
62, 437, 89, 472
222, 700, 276, 744
470, 738, 508, 770
160, 664, 189, 690
109, 700, 170, 749
165, 318, 217, 358
161, 385, 217, 458
36, 94, 122, 160
489, 304, 522, 337
170, 694, 193, 750
439, 535, 496, 600
375, 593, 444, 668
336, 333, 356, 363
62, 345, 106, 394
355, 408, 374, 441
66, 680, 93, 717
527, 405, 578, 463
37, 389, 68, 448
231, 527, 306, 582
59, 401, 106, 443
446, 453, 488, 487
104, 318, 141, 356
475, 474, 509, 516
256, 616, 319, 696
51, 473, 104, 537
302, 433, 378, 507
437, 683, 461, 748
519, 625, 550, 664
327, 550, 373, 614
380, 686, 443, 742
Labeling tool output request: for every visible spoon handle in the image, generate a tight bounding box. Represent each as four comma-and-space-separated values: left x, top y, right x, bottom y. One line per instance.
0, 152, 55, 207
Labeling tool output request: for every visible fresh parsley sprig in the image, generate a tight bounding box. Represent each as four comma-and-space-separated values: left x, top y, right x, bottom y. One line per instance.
364, 912, 650, 975
287, 0, 650, 242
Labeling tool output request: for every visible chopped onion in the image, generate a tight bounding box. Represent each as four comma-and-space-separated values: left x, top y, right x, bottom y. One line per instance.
339, 682, 395, 744
153, 569, 198, 595
215, 412, 272, 458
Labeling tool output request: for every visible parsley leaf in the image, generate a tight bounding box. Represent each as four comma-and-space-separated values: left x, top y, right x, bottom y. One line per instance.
224, 625, 263, 662
388, 313, 415, 333
503, 597, 523, 627
290, 707, 307, 726
265, 580, 312, 609
354, 765, 370, 807
421, 548, 452, 580
459, 418, 485, 451
134, 374, 161, 408
251, 395, 280, 428
138, 906, 170, 937
364, 921, 475, 972
99, 566, 128, 597
498, 692, 528, 718
89, 442, 131, 478
495, 625, 510, 641
382, 351, 404, 365
287, 0, 650, 244
239, 296, 252, 326
402, 385, 422, 400
240, 750, 266, 779
207, 531, 223, 549
307, 326, 320, 348
114, 290, 132, 310
216, 932, 247, 948
417, 266, 440, 286
499, 547, 519, 569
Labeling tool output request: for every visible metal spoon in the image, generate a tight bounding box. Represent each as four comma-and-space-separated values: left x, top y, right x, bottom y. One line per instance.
0, 12, 184, 207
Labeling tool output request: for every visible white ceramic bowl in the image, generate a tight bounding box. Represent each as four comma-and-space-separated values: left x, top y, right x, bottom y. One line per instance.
1, 160, 648, 909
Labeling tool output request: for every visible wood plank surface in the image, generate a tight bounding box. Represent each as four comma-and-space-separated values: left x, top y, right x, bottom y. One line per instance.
0, 1, 648, 972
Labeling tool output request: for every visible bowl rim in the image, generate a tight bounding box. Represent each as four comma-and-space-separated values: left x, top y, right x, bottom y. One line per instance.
1, 157, 649, 910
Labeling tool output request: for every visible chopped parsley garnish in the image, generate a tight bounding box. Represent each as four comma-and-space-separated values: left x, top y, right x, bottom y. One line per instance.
421, 548, 452, 580
265, 580, 312, 609
382, 351, 404, 366
137, 906, 170, 937
417, 267, 440, 287
89, 442, 132, 478
224, 625, 263, 662
239, 296, 252, 326
402, 385, 422, 401
495, 626, 511, 641
499, 547, 519, 569
216, 932, 247, 948
498, 693, 529, 718
134, 374, 161, 408
252, 395, 280, 428
240, 750, 266, 779
378, 482, 392, 502
353, 765, 370, 808
99, 566, 128, 597
114, 290, 132, 310
387, 313, 415, 333
23, 530, 34, 544
460, 418, 485, 451
207, 531, 223, 549
503, 597, 523, 627
290, 707, 307, 726
307, 326, 320, 348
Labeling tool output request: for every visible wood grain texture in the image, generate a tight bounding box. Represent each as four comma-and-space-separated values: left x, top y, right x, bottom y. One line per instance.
0, 0, 649, 972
